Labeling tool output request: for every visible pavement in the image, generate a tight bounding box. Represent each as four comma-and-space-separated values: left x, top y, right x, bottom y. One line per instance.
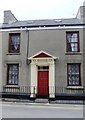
1, 98, 84, 105
0, 98, 84, 108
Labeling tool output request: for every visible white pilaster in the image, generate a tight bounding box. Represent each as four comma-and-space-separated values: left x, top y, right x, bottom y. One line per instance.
49, 62, 55, 98
30, 61, 37, 97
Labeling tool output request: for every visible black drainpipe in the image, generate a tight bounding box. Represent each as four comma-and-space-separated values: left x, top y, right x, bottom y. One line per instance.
26, 28, 30, 64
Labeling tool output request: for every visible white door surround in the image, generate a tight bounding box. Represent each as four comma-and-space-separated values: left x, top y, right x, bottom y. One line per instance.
28, 51, 59, 98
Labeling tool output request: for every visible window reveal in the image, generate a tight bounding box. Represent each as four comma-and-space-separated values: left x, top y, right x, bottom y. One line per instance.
67, 64, 81, 86
9, 33, 20, 53
7, 64, 19, 85
66, 32, 79, 52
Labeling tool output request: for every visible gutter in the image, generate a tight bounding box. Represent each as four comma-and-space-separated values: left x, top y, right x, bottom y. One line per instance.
1, 23, 85, 29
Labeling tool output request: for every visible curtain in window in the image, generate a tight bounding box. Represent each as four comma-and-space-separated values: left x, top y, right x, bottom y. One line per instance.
11, 35, 20, 50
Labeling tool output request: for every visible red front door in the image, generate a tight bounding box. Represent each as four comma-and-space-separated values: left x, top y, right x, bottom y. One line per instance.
38, 66, 49, 96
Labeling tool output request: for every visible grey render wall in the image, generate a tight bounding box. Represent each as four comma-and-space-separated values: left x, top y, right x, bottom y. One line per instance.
0, 32, 2, 92
2, 27, 83, 92
2, 30, 30, 87
28, 28, 83, 87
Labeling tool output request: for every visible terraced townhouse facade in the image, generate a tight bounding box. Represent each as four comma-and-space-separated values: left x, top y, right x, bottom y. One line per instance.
0, 4, 85, 99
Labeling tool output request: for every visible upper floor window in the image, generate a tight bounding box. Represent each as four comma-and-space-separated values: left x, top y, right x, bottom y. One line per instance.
67, 63, 81, 86
66, 32, 80, 53
7, 64, 19, 85
9, 33, 20, 53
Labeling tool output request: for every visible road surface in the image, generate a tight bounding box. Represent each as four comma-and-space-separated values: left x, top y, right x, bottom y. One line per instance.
1, 102, 83, 118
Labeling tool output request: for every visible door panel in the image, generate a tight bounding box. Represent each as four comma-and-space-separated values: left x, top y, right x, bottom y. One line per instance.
38, 71, 49, 96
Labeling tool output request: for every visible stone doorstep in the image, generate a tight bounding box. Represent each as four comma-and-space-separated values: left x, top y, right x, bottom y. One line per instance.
35, 98, 49, 103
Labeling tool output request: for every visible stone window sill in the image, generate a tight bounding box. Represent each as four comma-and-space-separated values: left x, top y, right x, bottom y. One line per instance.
6, 53, 21, 55
5, 85, 19, 88
65, 52, 82, 55
66, 86, 84, 89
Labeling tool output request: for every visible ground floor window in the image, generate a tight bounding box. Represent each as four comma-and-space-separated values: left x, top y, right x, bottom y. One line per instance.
7, 64, 19, 85
67, 63, 81, 86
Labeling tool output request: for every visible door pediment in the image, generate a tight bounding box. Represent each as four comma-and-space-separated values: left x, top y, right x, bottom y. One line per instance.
28, 51, 57, 60
33, 52, 51, 58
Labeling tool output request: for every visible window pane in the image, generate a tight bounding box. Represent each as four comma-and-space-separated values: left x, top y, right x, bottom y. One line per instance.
71, 65, 76, 73
68, 75, 72, 85
71, 43, 75, 52
68, 65, 72, 74
67, 43, 78, 52
74, 44, 78, 52
75, 65, 79, 74
75, 75, 79, 85
67, 43, 72, 52
71, 33, 78, 42
67, 34, 72, 42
